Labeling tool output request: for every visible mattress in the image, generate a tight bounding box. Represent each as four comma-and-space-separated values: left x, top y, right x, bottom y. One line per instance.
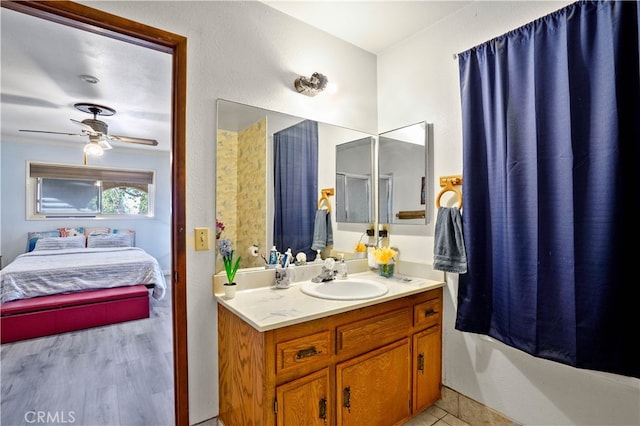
0, 247, 166, 304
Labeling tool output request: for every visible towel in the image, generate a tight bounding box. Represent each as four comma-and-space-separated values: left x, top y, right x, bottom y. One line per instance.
311, 209, 333, 251
433, 207, 467, 273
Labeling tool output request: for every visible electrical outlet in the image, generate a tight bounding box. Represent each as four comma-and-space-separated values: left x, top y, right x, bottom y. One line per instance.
195, 227, 210, 251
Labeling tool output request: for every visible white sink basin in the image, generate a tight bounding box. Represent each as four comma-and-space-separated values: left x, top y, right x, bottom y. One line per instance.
300, 278, 388, 300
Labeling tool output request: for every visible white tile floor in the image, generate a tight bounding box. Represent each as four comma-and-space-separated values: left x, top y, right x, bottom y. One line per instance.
200, 404, 470, 426
404, 404, 471, 426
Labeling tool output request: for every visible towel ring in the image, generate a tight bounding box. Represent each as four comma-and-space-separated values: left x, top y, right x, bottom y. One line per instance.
436, 180, 463, 209
317, 188, 334, 213
318, 196, 331, 213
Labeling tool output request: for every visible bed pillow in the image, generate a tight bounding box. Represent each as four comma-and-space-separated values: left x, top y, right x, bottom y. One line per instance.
110, 228, 136, 246
33, 235, 86, 251
84, 227, 110, 237
87, 233, 133, 248
26, 230, 61, 252
59, 227, 85, 237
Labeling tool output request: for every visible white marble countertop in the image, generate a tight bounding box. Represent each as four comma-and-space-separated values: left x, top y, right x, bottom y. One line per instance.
215, 270, 445, 332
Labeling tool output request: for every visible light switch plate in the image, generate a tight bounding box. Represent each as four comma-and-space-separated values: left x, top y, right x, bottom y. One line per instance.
195, 227, 209, 251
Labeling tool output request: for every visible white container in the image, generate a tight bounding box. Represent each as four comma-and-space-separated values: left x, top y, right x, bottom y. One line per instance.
224, 284, 236, 299
275, 266, 291, 289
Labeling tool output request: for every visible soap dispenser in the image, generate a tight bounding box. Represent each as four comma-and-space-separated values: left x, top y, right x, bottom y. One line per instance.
338, 253, 348, 279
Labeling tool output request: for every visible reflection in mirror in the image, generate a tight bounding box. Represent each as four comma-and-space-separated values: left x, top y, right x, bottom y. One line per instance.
336, 137, 374, 223
216, 99, 375, 274
378, 121, 432, 225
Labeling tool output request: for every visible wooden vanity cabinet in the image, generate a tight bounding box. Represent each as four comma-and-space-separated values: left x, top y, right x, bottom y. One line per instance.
336, 338, 411, 426
218, 287, 442, 426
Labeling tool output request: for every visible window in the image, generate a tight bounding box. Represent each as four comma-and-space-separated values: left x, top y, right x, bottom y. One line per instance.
28, 162, 154, 219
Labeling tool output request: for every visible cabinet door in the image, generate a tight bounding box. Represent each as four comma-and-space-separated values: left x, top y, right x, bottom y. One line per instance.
413, 325, 441, 413
276, 368, 331, 426
336, 339, 411, 426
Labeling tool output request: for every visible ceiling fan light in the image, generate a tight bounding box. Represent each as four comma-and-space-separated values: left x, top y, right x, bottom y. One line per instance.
84, 142, 104, 156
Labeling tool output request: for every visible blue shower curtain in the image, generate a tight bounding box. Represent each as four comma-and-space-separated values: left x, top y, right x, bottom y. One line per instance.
273, 120, 318, 258
456, 0, 639, 378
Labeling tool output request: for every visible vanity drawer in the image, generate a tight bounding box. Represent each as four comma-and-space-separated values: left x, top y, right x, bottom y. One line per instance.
337, 307, 411, 355
276, 330, 332, 374
413, 298, 441, 329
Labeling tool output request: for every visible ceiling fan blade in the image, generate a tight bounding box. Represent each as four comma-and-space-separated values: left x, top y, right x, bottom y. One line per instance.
19, 129, 84, 136
109, 135, 159, 146
70, 118, 97, 133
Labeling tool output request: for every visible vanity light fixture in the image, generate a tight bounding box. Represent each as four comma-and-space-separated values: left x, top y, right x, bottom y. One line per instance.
294, 72, 329, 96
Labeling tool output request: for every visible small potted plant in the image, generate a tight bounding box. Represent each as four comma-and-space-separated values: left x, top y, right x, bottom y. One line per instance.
354, 242, 367, 258
373, 246, 398, 278
219, 238, 241, 299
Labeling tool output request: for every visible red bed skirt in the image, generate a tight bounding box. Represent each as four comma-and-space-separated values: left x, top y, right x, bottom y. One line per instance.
0, 285, 150, 344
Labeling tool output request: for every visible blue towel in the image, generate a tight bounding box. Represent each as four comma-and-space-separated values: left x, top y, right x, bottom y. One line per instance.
433, 207, 467, 273
311, 209, 333, 251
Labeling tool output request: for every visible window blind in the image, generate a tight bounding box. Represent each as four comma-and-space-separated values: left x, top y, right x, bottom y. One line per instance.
29, 162, 154, 184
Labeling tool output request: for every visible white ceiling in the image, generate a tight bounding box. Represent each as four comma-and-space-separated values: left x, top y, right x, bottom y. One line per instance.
1, 8, 173, 152
264, 1, 471, 54
1, 2, 471, 152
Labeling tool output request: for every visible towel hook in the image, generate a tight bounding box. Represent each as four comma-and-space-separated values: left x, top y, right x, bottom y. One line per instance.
436, 175, 463, 209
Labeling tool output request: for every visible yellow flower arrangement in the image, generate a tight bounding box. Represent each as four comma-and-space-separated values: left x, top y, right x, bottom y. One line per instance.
373, 246, 397, 265
354, 242, 367, 253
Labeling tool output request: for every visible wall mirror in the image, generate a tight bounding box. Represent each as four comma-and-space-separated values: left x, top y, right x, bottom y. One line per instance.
216, 99, 374, 273
335, 136, 374, 223
378, 121, 433, 225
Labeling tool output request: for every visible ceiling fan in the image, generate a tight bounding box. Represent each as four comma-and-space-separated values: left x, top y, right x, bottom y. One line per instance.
19, 103, 159, 154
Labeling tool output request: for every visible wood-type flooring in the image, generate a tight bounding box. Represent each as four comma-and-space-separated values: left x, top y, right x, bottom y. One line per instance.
1, 281, 173, 426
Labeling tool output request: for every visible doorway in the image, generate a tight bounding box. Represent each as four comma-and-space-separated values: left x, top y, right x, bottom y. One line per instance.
0, 2, 188, 424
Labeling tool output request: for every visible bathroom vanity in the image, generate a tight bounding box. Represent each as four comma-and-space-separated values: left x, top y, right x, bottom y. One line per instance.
216, 271, 444, 425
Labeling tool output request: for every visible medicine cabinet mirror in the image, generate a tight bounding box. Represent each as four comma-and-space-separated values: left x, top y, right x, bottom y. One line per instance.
216, 99, 374, 273
335, 136, 374, 223
378, 121, 433, 225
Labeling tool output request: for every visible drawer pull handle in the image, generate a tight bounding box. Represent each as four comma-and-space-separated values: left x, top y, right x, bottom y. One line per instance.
424, 309, 438, 317
343, 386, 351, 413
296, 346, 319, 359
319, 397, 327, 422
418, 353, 425, 373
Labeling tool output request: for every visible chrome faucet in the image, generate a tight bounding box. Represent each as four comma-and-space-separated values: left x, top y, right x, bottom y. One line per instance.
311, 265, 337, 283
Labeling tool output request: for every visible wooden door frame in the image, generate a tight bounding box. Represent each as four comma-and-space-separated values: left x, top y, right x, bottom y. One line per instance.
1, 2, 189, 425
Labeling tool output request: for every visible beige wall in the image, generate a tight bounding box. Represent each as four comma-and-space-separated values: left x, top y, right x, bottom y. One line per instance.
216, 119, 266, 271
237, 119, 267, 269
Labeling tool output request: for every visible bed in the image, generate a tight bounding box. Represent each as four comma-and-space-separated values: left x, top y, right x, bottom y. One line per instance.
0, 232, 167, 343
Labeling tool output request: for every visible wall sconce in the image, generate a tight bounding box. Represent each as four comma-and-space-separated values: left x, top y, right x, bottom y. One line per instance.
294, 72, 329, 96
